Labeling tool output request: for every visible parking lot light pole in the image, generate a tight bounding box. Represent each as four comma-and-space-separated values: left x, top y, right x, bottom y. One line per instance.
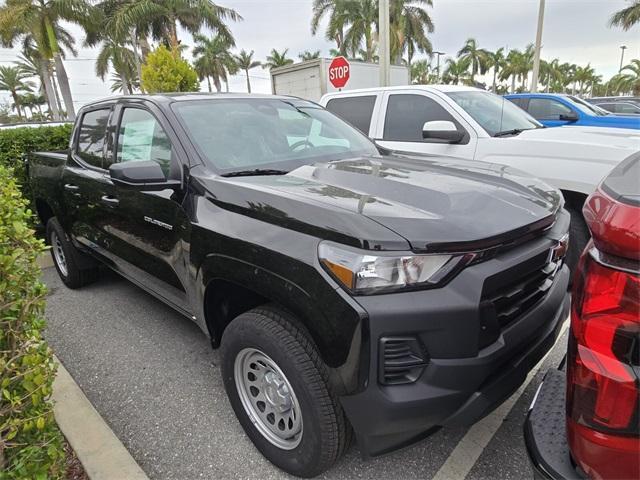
379, 0, 390, 87
531, 0, 545, 92
434, 51, 445, 82
619, 45, 627, 72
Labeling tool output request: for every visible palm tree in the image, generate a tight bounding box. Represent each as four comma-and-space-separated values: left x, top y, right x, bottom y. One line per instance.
457, 38, 489, 82
390, 0, 434, 66
263, 48, 294, 70
486, 47, 504, 92
612, 59, 640, 95
192, 33, 235, 92
342, 0, 378, 62
442, 57, 471, 85
500, 46, 534, 92
110, 71, 139, 93
235, 49, 261, 93
609, 0, 640, 30
0, 66, 34, 120
299, 50, 321, 61
94, 35, 137, 95
573, 64, 596, 95
0, 0, 91, 120
410, 58, 431, 84
105, 0, 241, 51
311, 0, 350, 55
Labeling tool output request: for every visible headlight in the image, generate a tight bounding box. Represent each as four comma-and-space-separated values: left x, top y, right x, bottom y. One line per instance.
319, 242, 465, 295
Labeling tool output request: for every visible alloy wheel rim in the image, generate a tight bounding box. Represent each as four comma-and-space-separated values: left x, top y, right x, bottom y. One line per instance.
51, 231, 68, 277
234, 348, 303, 450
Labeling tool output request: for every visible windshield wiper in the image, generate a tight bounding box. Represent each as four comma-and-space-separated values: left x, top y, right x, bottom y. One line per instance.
493, 128, 526, 137
222, 168, 289, 178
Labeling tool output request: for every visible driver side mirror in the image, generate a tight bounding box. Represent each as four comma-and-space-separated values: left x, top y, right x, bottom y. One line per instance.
559, 111, 579, 122
109, 161, 181, 191
422, 121, 465, 143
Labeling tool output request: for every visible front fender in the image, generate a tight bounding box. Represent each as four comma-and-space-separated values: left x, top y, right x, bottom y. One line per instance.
196, 252, 366, 371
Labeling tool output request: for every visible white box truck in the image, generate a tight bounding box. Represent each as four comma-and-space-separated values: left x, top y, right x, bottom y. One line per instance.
270, 58, 409, 102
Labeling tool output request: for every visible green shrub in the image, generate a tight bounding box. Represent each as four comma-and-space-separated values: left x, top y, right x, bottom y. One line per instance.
0, 124, 73, 200
0, 164, 65, 479
141, 45, 200, 93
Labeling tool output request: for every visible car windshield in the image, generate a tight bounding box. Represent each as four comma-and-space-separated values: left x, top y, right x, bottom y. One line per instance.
567, 95, 609, 116
172, 98, 379, 174
446, 91, 542, 136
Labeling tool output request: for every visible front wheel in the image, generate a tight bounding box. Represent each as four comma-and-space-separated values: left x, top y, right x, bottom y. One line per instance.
221, 306, 350, 477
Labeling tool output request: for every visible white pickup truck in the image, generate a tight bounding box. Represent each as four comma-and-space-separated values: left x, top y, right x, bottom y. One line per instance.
320, 85, 640, 270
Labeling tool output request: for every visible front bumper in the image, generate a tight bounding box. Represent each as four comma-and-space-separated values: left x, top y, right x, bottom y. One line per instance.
524, 368, 583, 480
340, 226, 571, 457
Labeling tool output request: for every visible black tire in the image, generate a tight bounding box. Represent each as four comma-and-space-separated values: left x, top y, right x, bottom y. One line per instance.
46, 217, 99, 289
221, 306, 350, 477
566, 207, 590, 275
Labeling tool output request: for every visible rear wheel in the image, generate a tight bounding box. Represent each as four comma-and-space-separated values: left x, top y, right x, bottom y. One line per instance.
221, 306, 349, 477
46, 218, 99, 289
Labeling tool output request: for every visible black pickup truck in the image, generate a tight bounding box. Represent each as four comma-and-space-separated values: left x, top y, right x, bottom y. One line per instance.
29, 93, 570, 477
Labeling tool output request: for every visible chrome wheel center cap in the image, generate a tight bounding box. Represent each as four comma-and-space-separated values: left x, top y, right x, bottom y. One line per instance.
263, 371, 292, 412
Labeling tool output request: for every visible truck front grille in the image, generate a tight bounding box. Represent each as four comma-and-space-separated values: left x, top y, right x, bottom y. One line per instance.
378, 337, 429, 385
479, 249, 562, 347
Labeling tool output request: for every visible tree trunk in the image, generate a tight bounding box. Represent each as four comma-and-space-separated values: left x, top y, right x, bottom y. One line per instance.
53, 54, 76, 120
168, 19, 179, 50
131, 28, 143, 93
492, 69, 497, 92
511, 75, 516, 93
12, 92, 23, 120
41, 62, 61, 121
213, 76, 222, 92
224, 77, 229, 92
139, 37, 151, 59
45, 17, 75, 120
245, 70, 251, 93
121, 77, 131, 95
50, 67, 64, 114
206, 76, 212, 92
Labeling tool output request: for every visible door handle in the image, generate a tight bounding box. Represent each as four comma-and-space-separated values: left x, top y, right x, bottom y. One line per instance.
64, 183, 79, 191
100, 195, 120, 207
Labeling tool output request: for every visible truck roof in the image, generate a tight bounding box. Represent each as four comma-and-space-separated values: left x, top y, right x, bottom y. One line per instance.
80, 92, 303, 109
321, 84, 482, 97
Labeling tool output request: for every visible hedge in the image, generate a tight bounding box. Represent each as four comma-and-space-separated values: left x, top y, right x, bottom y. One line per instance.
0, 124, 73, 200
0, 164, 66, 479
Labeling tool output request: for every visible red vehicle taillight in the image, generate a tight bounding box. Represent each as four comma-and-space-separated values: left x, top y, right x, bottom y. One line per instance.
566, 187, 640, 480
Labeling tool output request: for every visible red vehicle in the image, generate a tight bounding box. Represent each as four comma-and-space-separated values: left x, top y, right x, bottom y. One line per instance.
525, 153, 639, 480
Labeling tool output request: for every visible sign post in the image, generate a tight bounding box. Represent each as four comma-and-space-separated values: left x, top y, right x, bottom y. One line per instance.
328, 56, 350, 90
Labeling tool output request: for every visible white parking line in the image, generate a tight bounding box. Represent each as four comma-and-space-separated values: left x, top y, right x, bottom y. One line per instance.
432, 319, 569, 480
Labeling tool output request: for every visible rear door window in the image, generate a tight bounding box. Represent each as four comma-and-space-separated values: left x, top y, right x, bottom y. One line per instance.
527, 98, 573, 120
325, 95, 376, 135
383, 94, 462, 142
76, 108, 110, 168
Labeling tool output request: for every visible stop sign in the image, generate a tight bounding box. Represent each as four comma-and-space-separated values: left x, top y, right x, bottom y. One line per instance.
328, 56, 350, 89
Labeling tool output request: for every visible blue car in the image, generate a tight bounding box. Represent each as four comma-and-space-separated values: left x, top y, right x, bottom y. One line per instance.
505, 93, 639, 129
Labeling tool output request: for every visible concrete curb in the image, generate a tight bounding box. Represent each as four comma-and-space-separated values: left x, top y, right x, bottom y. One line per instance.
52, 357, 149, 480
37, 251, 54, 269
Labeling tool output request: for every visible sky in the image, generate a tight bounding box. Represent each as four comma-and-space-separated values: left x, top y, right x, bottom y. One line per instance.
0, 0, 638, 108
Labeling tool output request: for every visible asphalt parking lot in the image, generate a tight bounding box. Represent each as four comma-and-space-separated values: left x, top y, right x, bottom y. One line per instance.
43, 267, 568, 480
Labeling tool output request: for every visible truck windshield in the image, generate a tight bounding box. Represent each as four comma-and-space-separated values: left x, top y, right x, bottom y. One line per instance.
447, 91, 542, 137
567, 95, 609, 116
172, 98, 379, 175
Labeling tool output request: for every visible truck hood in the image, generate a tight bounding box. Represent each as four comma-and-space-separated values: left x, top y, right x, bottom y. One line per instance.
202, 155, 562, 252
585, 114, 640, 130
516, 125, 640, 151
